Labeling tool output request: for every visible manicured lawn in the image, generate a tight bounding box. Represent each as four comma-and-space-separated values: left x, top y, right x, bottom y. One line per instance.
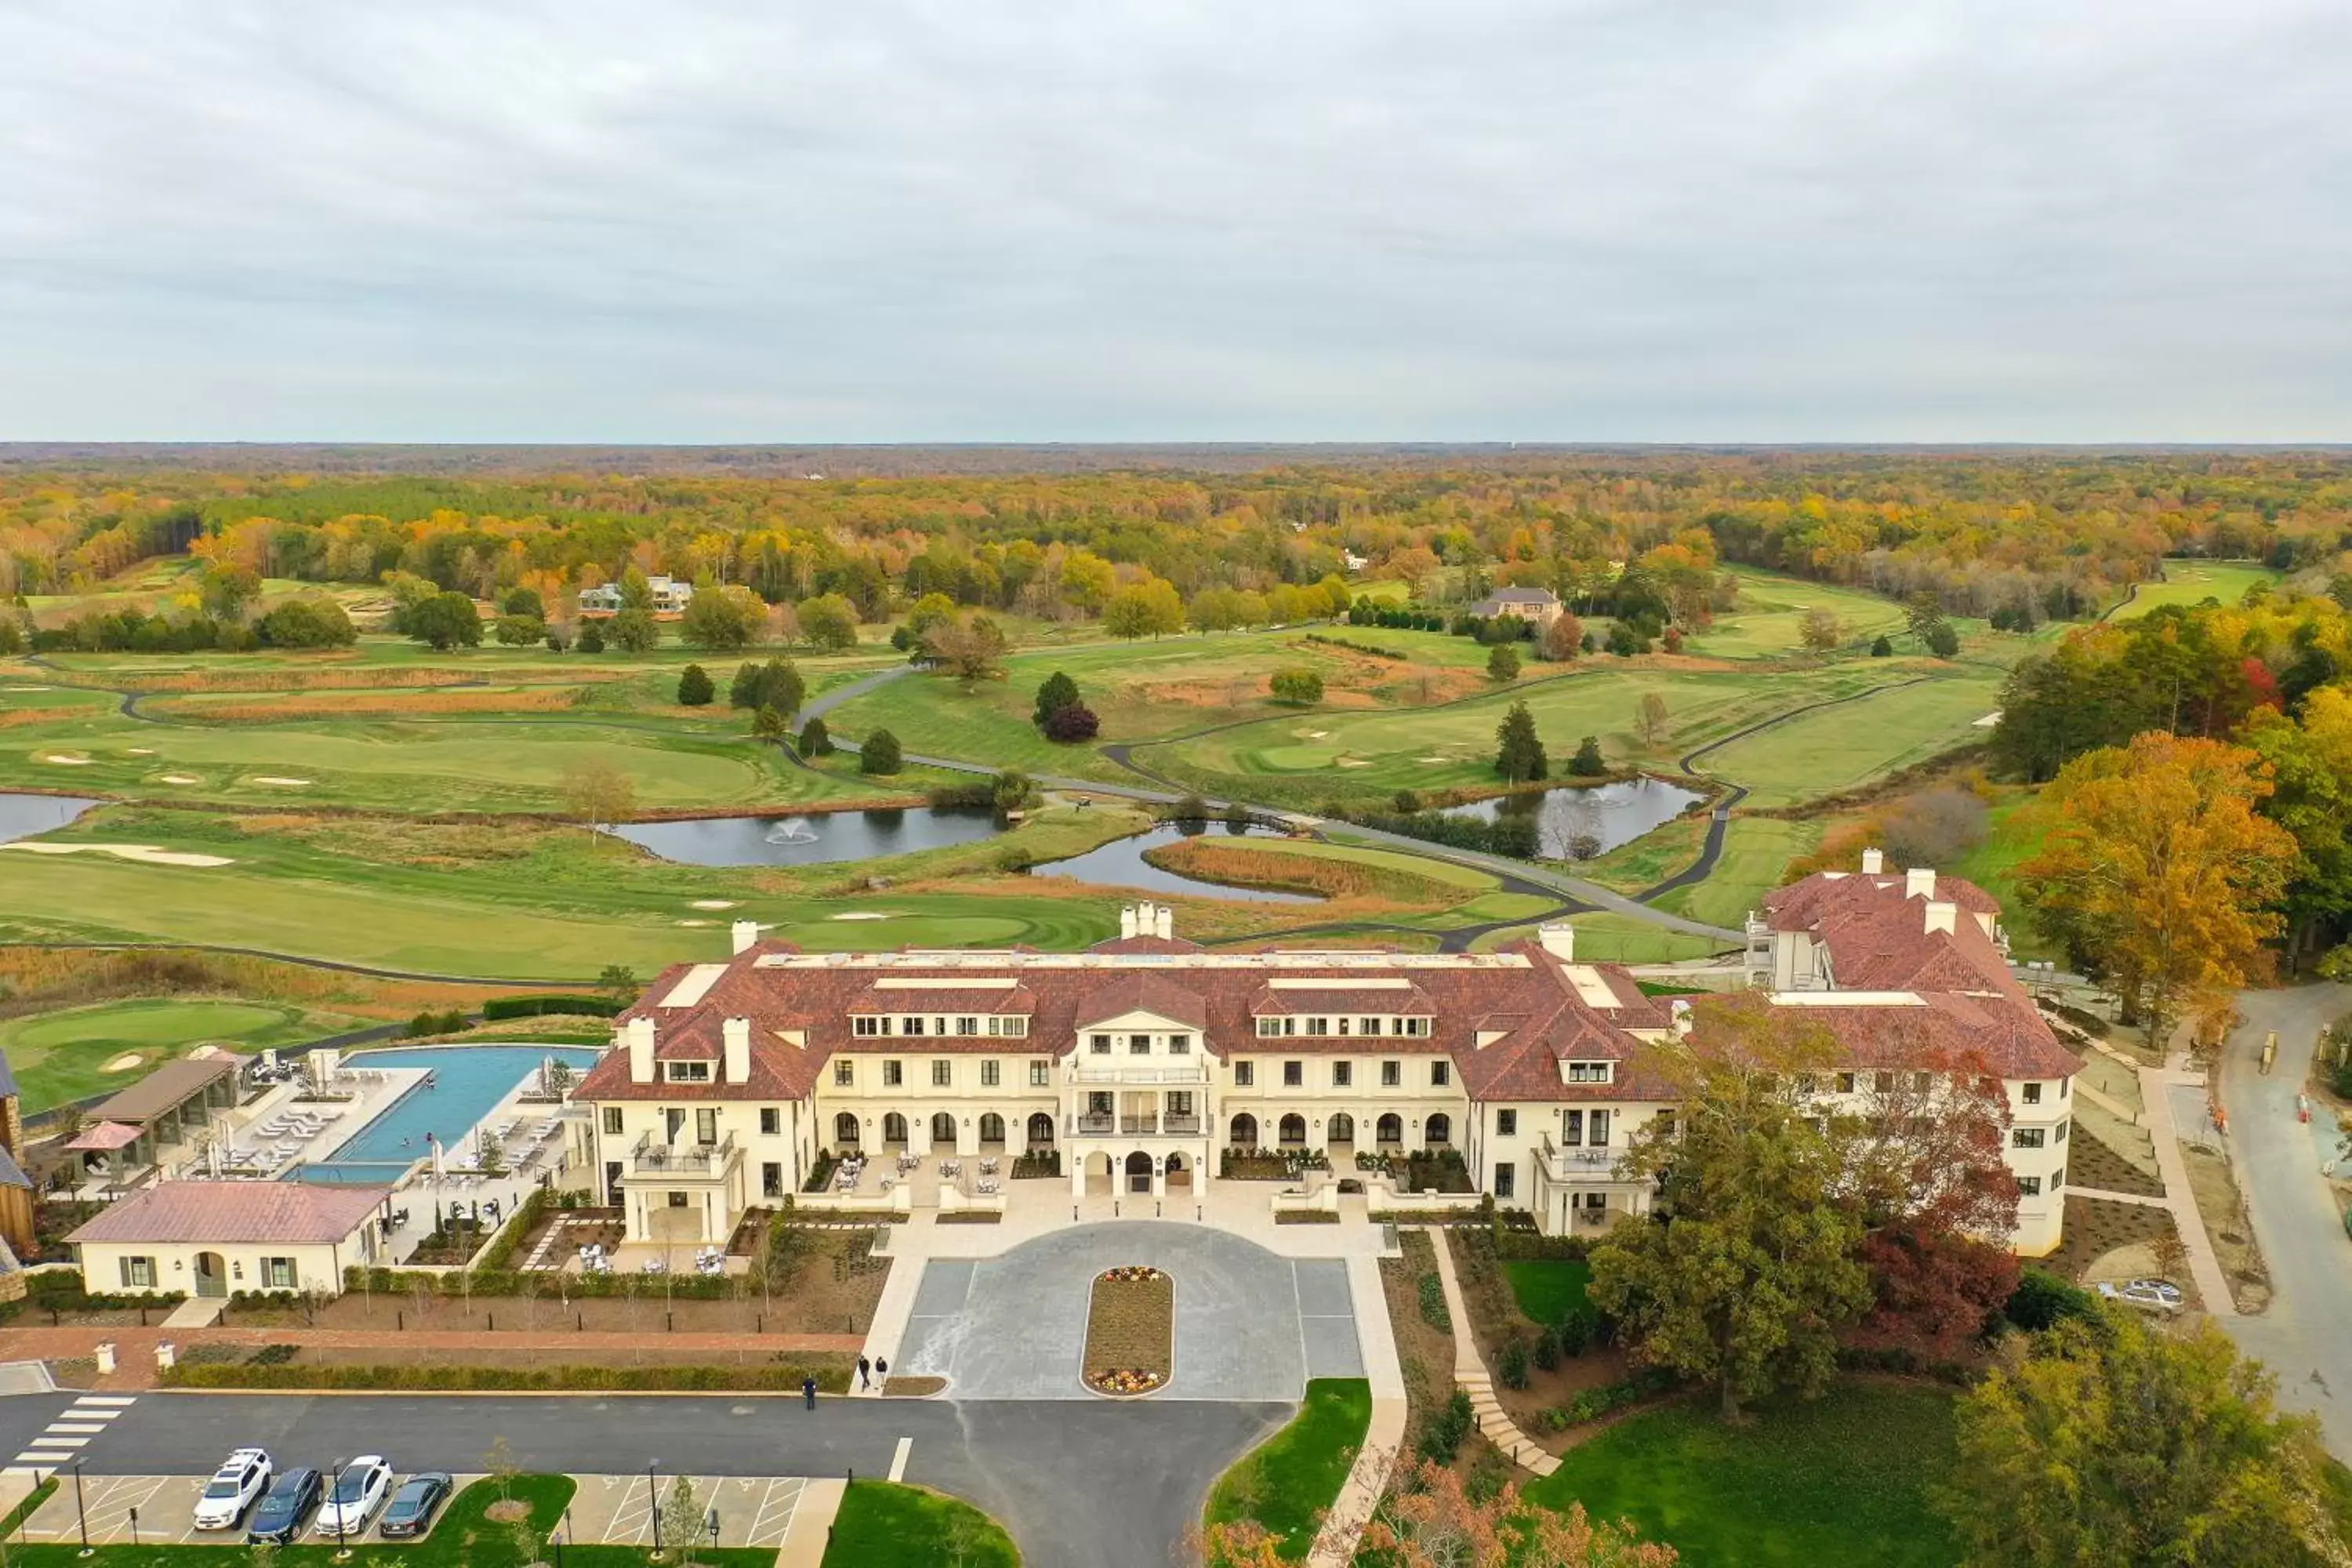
1523, 1381, 1962, 1568
1204, 1377, 1372, 1559
1501, 1259, 1597, 1331
1947, 789, 2054, 960
2107, 560, 2281, 619
8, 1474, 772, 1565
1485, 914, 1729, 964
820, 1480, 1021, 1567
1646, 817, 1820, 931
0, 996, 372, 1111
1573, 814, 1709, 896
1682, 572, 1909, 659
1696, 670, 2005, 808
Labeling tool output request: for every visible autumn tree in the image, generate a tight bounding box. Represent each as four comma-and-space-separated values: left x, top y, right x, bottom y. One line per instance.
1270, 668, 1323, 705
1103, 579, 1185, 639
1588, 994, 1874, 1419
920, 612, 1010, 685
608, 607, 659, 652
2241, 686, 2352, 966
406, 591, 481, 652
561, 760, 636, 837
1494, 701, 1548, 783
1358, 1461, 1677, 1567
680, 583, 768, 651
1542, 612, 1584, 662
1634, 692, 1669, 748
1798, 607, 1842, 651
1939, 1316, 2347, 1568
2015, 731, 2298, 1049
797, 593, 860, 651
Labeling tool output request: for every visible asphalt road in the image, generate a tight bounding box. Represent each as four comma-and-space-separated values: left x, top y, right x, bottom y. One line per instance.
2217, 984, 2352, 1457
0, 1391, 1290, 1568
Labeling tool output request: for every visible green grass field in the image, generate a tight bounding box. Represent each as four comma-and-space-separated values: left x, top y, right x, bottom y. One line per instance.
1523, 1382, 1962, 1567
1948, 790, 2055, 960
1684, 572, 1910, 659
0, 997, 373, 1111
1646, 818, 1822, 930
2107, 561, 2281, 619
1694, 671, 2004, 808
820, 1480, 1020, 1568
1203, 1377, 1371, 1559
1501, 1260, 1597, 1330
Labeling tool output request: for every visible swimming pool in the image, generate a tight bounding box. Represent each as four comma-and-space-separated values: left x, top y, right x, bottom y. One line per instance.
297, 1046, 604, 1185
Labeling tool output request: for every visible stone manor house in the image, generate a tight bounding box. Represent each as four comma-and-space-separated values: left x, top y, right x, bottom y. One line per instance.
577, 856, 2077, 1255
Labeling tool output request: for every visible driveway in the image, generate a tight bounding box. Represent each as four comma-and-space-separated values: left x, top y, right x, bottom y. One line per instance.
896, 1221, 1362, 1400
2217, 985, 2352, 1457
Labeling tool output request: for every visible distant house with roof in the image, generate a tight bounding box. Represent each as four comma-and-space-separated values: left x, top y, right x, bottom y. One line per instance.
67, 1181, 391, 1300
1468, 586, 1564, 629
578, 575, 695, 619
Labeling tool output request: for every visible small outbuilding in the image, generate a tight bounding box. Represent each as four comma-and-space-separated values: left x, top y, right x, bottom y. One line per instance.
65, 1180, 392, 1300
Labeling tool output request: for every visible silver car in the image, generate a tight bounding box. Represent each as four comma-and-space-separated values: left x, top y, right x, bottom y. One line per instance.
2096, 1277, 2186, 1313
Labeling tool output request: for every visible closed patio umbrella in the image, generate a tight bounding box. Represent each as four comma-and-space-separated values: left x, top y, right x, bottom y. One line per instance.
428, 1132, 445, 1185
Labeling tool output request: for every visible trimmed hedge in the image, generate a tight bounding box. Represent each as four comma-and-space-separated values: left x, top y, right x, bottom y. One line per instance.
480, 993, 625, 1021
26, 1274, 186, 1312
345, 1263, 739, 1300
470, 1185, 552, 1272
1534, 1367, 1682, 1431
162, 1359, 852, 1393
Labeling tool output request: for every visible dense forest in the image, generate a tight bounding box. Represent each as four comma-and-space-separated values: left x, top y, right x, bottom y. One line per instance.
5, 451, 2349, 632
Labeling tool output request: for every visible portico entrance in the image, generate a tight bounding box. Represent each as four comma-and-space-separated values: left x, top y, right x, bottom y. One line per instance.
193, 1250, 227, 1299
1123, 1151, 1152, 1194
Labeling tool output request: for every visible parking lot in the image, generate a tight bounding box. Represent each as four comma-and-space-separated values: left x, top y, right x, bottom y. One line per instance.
18, 1469, 807, 1551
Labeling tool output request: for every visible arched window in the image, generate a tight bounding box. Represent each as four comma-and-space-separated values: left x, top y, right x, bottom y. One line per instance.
883, 1112, 907, 1144
931, 1111, 956, 1145
1375, 1112, 1403, 1146
1278, 1113, 1307, 1146
835, 1112, 861, 1145
1027, 1111, 1055, 1148
1425, 1113, 1451, 1146
1230, 1112, 1259, 1149
1327, 1112, 1355, 1144
978, 1112, 1005, 1145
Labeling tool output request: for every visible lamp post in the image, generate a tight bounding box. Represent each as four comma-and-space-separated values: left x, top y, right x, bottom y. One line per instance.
126, 1505, 138, 1548
328, 1457, 351, 1560
645, 1459, 662, 1561
71, 1459, 90, 1558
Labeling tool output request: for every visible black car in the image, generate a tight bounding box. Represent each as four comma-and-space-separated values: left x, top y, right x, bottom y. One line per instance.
378, 1472, 454, 1539
245, 1467, 323, 1545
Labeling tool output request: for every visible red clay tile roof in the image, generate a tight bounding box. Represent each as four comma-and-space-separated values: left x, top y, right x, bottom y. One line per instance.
67, 1181, 389, 1246
1087, 935, 1205, 955
1250, 984, 1436, 1017
1074, 974, 1209, 1029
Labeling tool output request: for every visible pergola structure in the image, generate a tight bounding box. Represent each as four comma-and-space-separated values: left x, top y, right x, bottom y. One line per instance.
71, 1056, 246, 1192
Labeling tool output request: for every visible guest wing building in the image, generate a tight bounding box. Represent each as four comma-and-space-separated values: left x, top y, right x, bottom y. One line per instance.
578, 856, 2076, 1255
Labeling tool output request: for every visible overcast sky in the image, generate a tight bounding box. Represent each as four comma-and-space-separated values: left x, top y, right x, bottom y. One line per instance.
2, 1, 2345, 443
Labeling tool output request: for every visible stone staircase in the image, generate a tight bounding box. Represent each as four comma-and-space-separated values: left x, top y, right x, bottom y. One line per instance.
1428, 1227, 1560, 1477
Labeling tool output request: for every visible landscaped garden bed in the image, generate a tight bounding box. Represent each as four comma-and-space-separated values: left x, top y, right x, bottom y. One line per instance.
1083, 1265, 1174, 1396
1203, 1377, 1371, 1559
1447, 1229, 1643, 1452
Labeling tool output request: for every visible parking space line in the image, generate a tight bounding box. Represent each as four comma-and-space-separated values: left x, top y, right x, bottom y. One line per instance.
744, 1478, 804, 1548
888, 1437, 912, 1483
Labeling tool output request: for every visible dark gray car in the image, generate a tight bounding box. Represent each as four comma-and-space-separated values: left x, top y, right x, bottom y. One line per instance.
245, 1468, 322, 1545
377, 1472, 454, 1539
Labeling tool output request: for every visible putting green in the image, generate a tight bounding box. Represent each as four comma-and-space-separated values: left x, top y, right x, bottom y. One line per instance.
0, 997, 372, 1112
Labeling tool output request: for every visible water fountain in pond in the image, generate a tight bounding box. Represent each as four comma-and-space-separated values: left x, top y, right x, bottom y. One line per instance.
764, 816, 821, 845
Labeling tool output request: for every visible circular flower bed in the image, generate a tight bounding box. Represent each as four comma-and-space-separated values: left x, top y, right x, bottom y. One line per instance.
1083, 1265, 1174, 1397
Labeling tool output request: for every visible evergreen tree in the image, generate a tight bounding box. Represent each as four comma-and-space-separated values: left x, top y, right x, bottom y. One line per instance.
1487, 644, 1521, 682
860, 728, 903, 775
1870, 633, 1894, 657
799, 716, 833, 757
1494, 701, 1548, 782
1569, 735, 1606, 776
676, 664, 714, 706
1034, 671, 1080, 727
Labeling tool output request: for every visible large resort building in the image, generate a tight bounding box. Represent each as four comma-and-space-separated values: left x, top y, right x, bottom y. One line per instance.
577, 855, 2079, 1256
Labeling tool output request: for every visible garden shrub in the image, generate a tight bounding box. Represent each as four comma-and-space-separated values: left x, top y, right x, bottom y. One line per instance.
2005, 1269, 2099, 1331
480, 994, 624, 1020
1417, 1273, 1451, 1333
1417, 1389, 1475, 1465
1497, 1338, 1530, 1390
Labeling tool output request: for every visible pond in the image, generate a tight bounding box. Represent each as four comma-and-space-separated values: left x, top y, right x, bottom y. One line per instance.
1029, 821, 1319, 905
0, 791, 99, 845
1439, 776, 1707, 859
603, 806, 1000, 867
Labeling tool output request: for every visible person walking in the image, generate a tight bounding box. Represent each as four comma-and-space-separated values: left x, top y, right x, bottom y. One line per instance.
802, 1374, 818, 1410
874, 1356, 888, 1392
857, 1356, 872, 1391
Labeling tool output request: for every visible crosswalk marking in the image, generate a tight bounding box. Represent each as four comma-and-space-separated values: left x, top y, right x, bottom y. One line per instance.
72, 1396, 135, 1407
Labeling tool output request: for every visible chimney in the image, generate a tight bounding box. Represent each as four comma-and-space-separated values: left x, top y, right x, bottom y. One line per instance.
1120, 905, 1139, 940
1860, 848, 1884, 875
1924, 901, 1958, 936
723, 1018, 752, 1083
1154, 904, 1174, 941
626, 1016, 655, 1084
731, 920, 760, 956
1905, 867, 1936, 900
1537, 921, 1576, 962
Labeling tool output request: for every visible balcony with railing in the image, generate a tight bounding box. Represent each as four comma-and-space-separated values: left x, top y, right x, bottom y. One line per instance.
1065, 1062, 1210, 1086
1533, 1138, 1630, 1185
1162, 1114, 1202, 1135
1073, 1113, 1116, 1137
629, 1132, 738, 1177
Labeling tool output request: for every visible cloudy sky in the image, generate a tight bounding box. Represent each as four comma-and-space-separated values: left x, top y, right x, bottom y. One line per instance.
2, 1, 2345, 442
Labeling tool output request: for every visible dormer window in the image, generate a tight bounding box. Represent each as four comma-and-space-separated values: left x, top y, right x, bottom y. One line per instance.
1564, 1061, 1612, 1084
956, 1016, 980, 1036
987, 1015, 1029, 1038
905, 1017, 926, 1036
1359, 1017, 1382, 1036
1403, 1017, 1430, 1037
666, 1061, 711, 1083
854, 1016, 883, 1037
1305, 1018, 1330, 1036
1256, 1017, 1292, 1037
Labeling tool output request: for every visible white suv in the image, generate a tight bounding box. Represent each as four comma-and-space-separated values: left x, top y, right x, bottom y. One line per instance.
193, 1448, 274, 1531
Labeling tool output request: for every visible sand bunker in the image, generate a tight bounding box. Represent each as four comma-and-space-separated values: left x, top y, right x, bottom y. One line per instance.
160, 774, 200, 785
252, 776, 311, 786
829, 911, 891, 921
1301, 730, 1329, 739
38, 753, 92, 766
100, 1053, 145, 1073
1, 843, 234, 869
1416, 756, 1450, 764
1972, 711, 2002, 728
677, 919, 712, 927
126, 747, 155, 756
1335, 757, 1371, 768
690, 899, 739, 910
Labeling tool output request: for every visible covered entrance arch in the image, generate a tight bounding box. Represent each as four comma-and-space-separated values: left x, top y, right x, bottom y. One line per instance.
1165, 1152, 1192, 1191
1026, 1112, 1055, 1152
193, 1250, 227, 1299
1123, 1151, 1153, 1194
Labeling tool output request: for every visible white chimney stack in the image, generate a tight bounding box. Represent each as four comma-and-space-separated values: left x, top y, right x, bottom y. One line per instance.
1154, 904, 1174, 940
723, 1017, 752, 1083
1120, 905, 1139, 940
626, 1015, 656, 1083
1924, 901, 1958, 936
731, 920, 760, 956
1538, 921, 1577, 962
1905, 867, 1936, 900
1860, 848, 1884, 875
